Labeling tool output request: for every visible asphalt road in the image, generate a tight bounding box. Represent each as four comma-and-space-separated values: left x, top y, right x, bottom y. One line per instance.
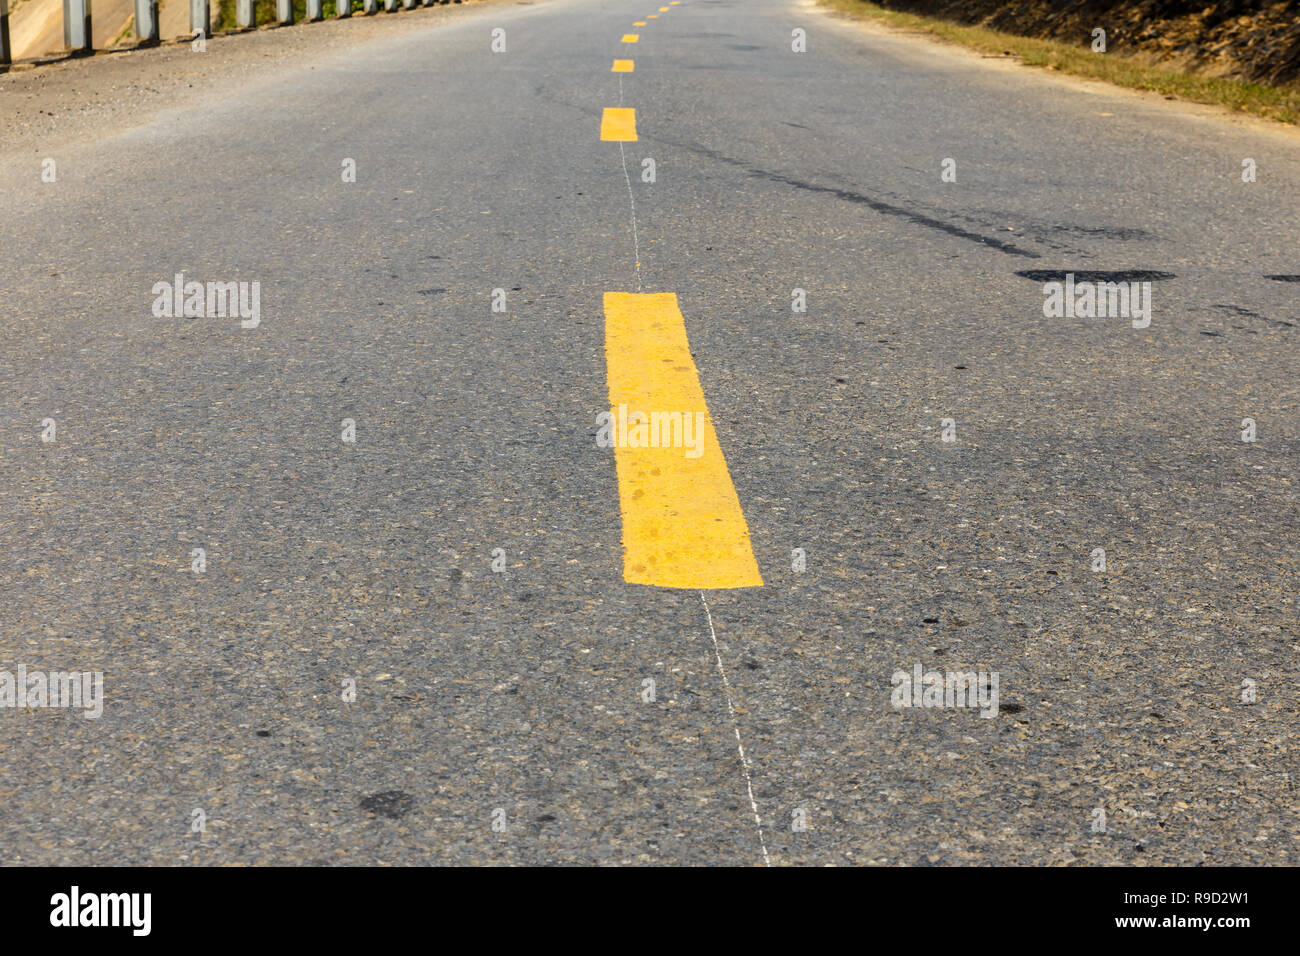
0, 0, 1297, 866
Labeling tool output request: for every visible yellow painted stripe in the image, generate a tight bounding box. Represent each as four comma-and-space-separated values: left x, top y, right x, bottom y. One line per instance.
603, 292, 763, 590
600, 107, 638, 141
612, 59, 634, 72
622, 33, 639, 42
647, 14, 657, 17
658, 5, 669, 9
633, 20, 645, 25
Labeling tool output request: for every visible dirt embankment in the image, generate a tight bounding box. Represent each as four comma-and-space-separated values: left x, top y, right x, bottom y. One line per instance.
868, 1, 1300, 87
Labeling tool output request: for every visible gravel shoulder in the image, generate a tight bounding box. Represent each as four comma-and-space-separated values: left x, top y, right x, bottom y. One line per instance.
0, 0, 537, 161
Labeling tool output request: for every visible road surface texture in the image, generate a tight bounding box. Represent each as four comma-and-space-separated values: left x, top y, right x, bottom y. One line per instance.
0, 0, 1297, 866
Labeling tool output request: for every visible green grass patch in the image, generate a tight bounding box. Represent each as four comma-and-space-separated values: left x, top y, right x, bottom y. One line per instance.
820, 0, 1300, 126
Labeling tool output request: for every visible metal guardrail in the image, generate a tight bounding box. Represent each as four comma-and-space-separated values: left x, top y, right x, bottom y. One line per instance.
0, 0, 10, 67
1, 0, 455, 67
137, 0, 161, 43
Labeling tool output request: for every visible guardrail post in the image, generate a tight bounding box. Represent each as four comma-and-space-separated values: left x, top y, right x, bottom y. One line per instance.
190, 0, 209, 38
404, 0, 416, 9
237, 0, 254, 27
384, 0, 396, 11
62, 0, 92, 53
276, 0, 293, 24
1, 0, 11, 67
134, 0, 159, 42
336, 0, 350, 16
363, 0, 376, 12
307, 0, 322, 19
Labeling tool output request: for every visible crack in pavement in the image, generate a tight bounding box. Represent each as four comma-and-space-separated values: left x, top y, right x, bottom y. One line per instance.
529, 82, 1043, 259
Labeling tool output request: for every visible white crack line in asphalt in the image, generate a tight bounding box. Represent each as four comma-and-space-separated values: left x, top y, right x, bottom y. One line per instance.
616, 72, 643, 292
610, 10, 760, 863
699, 591, 771, 867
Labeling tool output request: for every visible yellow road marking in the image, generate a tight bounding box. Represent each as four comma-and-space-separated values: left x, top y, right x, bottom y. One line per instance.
600, 107, 638, 141
658, 5, 669, 9
647, 14, 657, 17
633, 20, 645, 25
612, 59, 634, 72
622, 33, 639, 42
602, 292, 763, 590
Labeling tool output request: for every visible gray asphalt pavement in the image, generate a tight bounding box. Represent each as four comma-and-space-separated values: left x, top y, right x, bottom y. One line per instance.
0, 0, 1297, 865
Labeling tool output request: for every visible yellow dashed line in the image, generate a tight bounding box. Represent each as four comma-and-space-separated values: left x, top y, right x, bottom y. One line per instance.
658, 5, 669, 9
600, 107, 638, 141
633, 20, 645, 26
602, 292, 763, 590
647, 14, 657, 18
622, 33, 640, 42
612, 59, 635, 72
